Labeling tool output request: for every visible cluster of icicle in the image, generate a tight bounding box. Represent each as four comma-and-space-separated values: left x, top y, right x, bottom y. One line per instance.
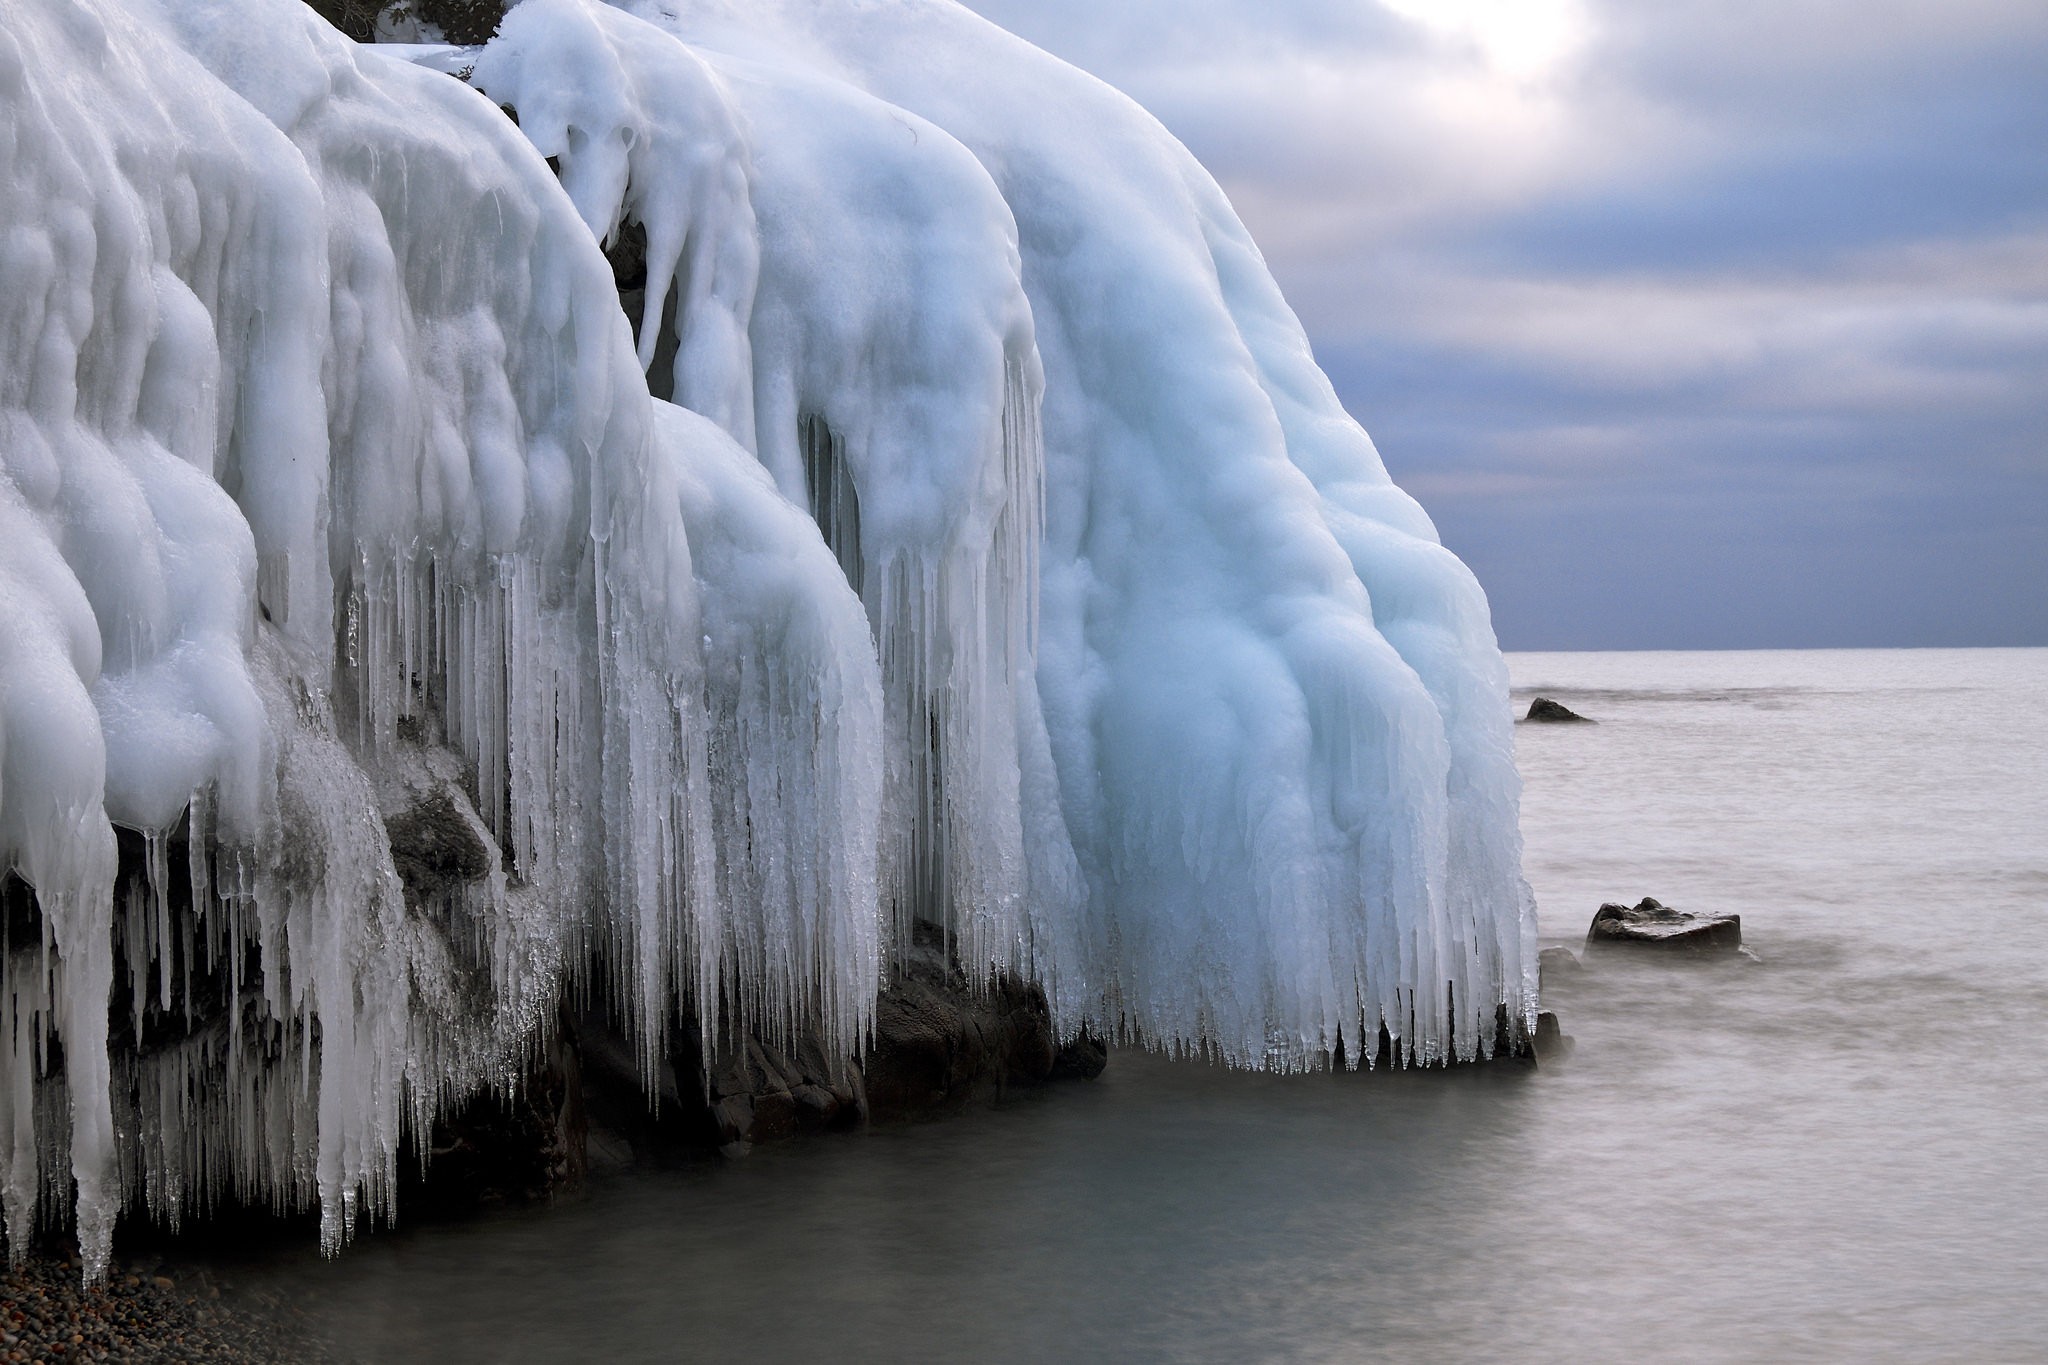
0, 0, 1535, 1280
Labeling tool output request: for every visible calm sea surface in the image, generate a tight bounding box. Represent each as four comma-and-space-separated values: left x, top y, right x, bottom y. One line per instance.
237, 649, 2048, 1362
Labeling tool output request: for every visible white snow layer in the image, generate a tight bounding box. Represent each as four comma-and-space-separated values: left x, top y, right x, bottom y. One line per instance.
0, 0, 1535, 1278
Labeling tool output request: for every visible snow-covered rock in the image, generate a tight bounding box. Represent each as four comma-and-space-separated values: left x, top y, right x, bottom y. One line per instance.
0, 0, 1535, 1280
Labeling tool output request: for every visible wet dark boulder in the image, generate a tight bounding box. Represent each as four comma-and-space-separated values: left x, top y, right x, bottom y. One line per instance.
406, 1007, 585, 1211
702, 1034, 865, 1155
1051, 1029, 1110, 1080
1525, 696, 1593, 723
646, 925, 1092, 1158
1586, 897, 1742, 954
1532, 1010, 1574, 1062
410, 913, 1102, 1176
862, 927, 1062, 1118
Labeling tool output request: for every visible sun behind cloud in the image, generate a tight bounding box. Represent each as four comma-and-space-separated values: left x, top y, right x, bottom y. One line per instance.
1377, 0, 1591, 81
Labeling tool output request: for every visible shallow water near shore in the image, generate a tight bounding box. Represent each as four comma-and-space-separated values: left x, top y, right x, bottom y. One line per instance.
220, 648, 2048, 1362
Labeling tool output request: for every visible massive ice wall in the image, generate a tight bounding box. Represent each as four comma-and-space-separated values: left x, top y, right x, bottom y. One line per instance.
0, 0, 882, 1276
0, 0, 1534, 1281
472, 0, 1074, 1000
531, 0, 1537, 1067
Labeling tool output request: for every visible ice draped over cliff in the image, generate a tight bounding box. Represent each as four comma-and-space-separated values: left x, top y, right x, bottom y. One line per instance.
0, 0, 1535, 1277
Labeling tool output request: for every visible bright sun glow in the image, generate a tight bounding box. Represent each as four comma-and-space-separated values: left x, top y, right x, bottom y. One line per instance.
1378, 0, 1590, 80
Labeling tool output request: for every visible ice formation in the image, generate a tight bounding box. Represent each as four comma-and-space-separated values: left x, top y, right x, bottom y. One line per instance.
0, 0, 1535, 1280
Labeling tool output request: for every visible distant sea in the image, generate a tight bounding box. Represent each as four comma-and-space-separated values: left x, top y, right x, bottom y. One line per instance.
230, 649, 2048, 1363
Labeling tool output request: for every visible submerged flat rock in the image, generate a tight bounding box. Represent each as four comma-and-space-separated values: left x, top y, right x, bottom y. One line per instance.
1586, 897, 1742, 953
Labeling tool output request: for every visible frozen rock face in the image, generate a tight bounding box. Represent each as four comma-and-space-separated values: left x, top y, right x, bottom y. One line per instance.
0, 0, 880, 1277
0, 0, 1535, 1280
559, 0, 1538, 1068
475, 0, 1072, 997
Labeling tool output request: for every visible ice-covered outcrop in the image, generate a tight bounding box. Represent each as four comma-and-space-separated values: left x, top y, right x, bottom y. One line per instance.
0, 0, 1534, 1281
540, 0, 1536, 1067
474, 0, 1077, 999
1, 0, 881, 1275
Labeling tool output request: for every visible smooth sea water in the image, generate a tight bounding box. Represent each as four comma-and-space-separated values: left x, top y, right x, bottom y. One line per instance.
233, 649, 2048, 1362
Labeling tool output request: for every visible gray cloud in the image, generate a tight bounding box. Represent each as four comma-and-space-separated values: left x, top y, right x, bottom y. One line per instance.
962, 0, 2047, 648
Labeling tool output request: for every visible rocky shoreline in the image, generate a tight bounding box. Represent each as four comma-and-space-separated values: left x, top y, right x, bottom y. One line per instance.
0, 1253, 339, 1365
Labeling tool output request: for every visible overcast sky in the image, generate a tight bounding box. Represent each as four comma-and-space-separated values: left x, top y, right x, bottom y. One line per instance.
961, 0, 2047, 650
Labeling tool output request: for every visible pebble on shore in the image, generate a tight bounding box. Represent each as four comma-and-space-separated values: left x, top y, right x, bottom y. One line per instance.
1, 1252, 341, 1364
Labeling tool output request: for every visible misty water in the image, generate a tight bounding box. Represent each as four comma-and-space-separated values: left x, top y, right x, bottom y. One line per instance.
227, 649, 2048, 1362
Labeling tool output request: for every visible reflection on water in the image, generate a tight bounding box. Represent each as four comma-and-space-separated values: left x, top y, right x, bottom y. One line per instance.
231, 650, 2048, 1362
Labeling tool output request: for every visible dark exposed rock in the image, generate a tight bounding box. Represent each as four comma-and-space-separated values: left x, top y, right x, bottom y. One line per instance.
572, 1011, 710, 1167
301, 0, 509, 45
1586, 897, 1742, 954
861, 927, 1061, 1118
555, 919, 1098, 1169
695, 1031, 864, 1153
372, 729, 499, 911
1051, 1030, 1109, 1080
1532, 1010, 1574, 1062
383, 786, 491, 896
1525, 696, 1593, 723
408, 0, 509, 44
300, 0, 383, 41
579, 925, 1098, 1162
404, 1006, 585, 1213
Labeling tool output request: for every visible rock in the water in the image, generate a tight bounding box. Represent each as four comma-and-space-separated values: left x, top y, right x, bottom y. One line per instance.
1525, 696, 1594, 723
1532, 1010, 1574, 1062
1585, 897, 1742, 953
461, 928, 1103, 1181
615, 924, 1097, 1159
1538, 945, 1583, 981
862, 926, 1062, 1117
405, 1005, 585, 1211
1051, 1030, 1110, 1080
